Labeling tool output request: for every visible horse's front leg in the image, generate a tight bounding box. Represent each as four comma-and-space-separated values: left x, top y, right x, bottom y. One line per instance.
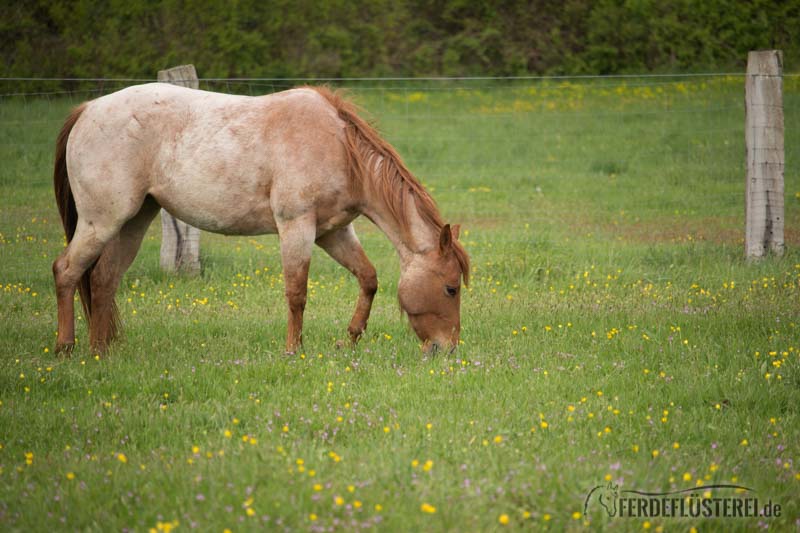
277, 215, 316, 354
315, 224, 378, 344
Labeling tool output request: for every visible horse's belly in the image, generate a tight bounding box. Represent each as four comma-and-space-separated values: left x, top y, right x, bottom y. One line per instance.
155, 189, 278, 236
201, 207, 278, 236
179, 207, 278, 236
162, 198, 358, 237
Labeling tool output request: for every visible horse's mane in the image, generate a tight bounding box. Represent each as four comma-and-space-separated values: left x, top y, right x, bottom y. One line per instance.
310, 86, 469, 284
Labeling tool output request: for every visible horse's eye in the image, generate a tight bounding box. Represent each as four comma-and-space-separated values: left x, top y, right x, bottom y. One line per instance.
445, 285, 458, 297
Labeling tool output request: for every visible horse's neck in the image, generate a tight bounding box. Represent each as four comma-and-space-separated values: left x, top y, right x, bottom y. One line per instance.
362, 189, 437, 267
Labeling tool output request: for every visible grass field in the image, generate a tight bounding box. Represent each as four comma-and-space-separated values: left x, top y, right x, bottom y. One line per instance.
1, 76, 799, 531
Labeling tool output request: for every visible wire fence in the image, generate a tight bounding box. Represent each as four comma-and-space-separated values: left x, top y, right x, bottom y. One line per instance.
0, 74, 797, 244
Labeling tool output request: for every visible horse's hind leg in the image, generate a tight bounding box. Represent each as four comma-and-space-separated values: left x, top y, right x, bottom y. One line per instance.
53, 251, 78, 354
53, 220, 121, 354
315, 224, 378, 344
88, 199, 159, 352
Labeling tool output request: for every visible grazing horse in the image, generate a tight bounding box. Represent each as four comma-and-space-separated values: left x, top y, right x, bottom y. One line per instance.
52, 84, 469, 355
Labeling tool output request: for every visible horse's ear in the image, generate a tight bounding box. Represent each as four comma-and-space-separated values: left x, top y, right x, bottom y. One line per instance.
451, 224, 461, 240
439, 224, 452, 251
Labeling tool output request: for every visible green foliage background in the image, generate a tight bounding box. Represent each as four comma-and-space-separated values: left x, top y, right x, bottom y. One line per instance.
2, 0, 798, 80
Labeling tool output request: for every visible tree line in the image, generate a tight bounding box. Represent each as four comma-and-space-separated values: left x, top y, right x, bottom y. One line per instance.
2, 0, 796, 82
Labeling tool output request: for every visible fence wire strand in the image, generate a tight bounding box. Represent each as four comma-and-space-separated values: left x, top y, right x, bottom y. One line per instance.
0, 74, 796, 248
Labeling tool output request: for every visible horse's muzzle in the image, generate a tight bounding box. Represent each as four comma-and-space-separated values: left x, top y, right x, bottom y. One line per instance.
423, 340, 457, 355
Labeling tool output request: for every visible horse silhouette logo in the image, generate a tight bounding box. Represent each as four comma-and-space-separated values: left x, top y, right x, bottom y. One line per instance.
584, 482, 620, 518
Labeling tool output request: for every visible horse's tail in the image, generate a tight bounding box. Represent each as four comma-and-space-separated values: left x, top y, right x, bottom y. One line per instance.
54, 102, 102, 327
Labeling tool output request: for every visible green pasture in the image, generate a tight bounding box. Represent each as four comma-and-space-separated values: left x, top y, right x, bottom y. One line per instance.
0, 77, 798, 531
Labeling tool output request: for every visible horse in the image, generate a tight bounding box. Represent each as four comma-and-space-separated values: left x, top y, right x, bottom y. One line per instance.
52, 83, 469, 355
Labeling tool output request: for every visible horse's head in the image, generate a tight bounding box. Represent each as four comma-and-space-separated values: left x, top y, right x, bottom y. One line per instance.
398, 224, 469, 353
598, 482, 619, 517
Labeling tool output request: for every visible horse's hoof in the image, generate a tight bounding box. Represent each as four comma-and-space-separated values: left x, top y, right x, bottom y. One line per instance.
55, 343, 74, 356
348, 328, 364, 345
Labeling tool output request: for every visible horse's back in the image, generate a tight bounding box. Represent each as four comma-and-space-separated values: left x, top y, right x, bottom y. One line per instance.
67, 84, 354, 236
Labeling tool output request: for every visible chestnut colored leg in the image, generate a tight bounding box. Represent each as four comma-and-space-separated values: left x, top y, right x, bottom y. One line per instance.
88, 201, 158, 353
52, 220, 117, 354
316, 224, 378, 343
277, 216, 316, 354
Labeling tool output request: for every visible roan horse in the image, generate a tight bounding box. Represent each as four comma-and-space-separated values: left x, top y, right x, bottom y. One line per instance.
52, 84, 469, 355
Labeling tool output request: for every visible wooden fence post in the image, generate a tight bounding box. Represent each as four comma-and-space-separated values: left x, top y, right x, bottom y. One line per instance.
157, 64, 202, 273
745, 50, 785, 259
